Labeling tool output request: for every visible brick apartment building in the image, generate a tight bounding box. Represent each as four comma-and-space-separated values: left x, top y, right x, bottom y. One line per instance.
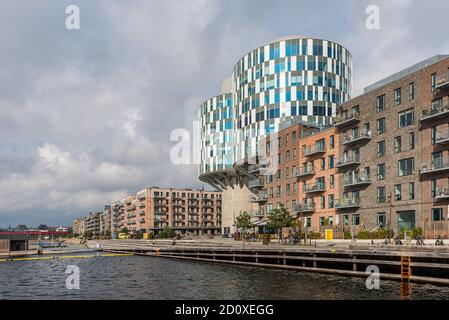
335, 55, 449, 237
247, 55, 449, 238
106, 187, 222, 237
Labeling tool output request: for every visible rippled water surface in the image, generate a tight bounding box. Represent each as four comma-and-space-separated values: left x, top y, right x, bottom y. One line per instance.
1, 255, 449, 299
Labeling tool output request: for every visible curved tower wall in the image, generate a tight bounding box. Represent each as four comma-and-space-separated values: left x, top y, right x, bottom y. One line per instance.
198, 37, 352, 234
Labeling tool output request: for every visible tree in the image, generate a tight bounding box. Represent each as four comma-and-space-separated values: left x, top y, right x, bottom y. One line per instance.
235, 211, 253, 243
267, 204, 293, 240
160, 226, 175, 239
120, 227, 129, 234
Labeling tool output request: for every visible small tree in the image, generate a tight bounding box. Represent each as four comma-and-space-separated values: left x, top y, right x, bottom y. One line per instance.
235, 211, 253, 243
267, 204, 293, 240
160, 226, 175, 239
120, 227, 129, 234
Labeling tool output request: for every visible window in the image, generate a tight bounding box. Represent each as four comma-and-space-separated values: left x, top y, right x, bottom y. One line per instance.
394, 88, 402, 105
409, 82, 415, 101
432, 208, 444, 221
320, 195, 325, 209
330, 135, 335, 149
328, 155, 334, 169
409, 132, 415, 150
343, 215, 349, 226
377, 118, 386, 134
431, 179, 437, 198
398, 108, 414, 128
377, 187, 386, 203
431, 73, 437, 91
394, 136, 402, 153
377, 213, 386, 228
376, 95, 385, 112
321, 158, 325, 171
409, 182, 415, 200
431, 126, 437, 145
330, 174, 335, 189
319, 217, 325, 227
352, 214, 360, 226
395, 184, 402, 201
286, 150, 291, 162
377, 140, 386, 157
398, 158, 414, 176
328, 195, 334, 208
377, 163, 386, 180
278, 153, 281, 164
305, 217, 311, 228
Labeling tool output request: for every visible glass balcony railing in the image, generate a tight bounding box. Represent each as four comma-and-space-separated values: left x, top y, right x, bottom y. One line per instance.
421, 104, 449, 121
435, 76, 449, 90
343, 175, 371, 187
248, 178, 265, 188
335, 154, 361, 168
304, 182, 326, 193
294, 203, 316, 213
335, 198, 361, 209
435, 188, 449, 200
294, 166, 315, 178
436, 131, 449, 145
421, 157, 449, 175
343, 132, 372, 145
249, 193, 268, 203
335, 111, 361, 127
303, 144, 326, 157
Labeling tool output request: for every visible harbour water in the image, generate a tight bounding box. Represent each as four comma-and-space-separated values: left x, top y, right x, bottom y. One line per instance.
1, 255, 449, 300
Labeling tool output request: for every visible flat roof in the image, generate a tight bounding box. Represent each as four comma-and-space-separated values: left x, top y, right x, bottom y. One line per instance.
364, 55, 449, 93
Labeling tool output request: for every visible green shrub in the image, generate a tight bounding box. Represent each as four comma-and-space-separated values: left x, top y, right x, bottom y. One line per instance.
344, 231, 352, 239
400, 227, 422, 239
309, 231, 322, 239
159, 226, 176, 239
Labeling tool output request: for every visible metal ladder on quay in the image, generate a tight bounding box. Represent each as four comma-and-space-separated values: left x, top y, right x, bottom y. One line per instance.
400, 256, 412, 300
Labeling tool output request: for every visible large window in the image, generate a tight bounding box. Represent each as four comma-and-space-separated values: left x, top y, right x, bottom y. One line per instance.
394, 136, 402, 153
394, 88, 402, 105
432, 208, 444, 222
398, 158, 414, 176
395, 184, 402, 201
377, 118, 386, 134
377, 163, 386, 180
377, 187, 386, 203
377, 213, 386, 228
398, 108, 414, 128
352, 214, 360, 226
377, 140, 386, 157
376, 95, 385, 112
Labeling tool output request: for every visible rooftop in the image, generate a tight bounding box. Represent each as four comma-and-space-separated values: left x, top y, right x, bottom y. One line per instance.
364, 55, 449, 93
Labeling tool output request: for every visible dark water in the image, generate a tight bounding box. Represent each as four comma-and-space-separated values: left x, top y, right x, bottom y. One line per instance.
1, 255, 449, 300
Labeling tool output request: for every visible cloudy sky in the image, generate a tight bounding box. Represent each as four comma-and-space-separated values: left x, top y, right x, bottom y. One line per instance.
1, 0, 448, 227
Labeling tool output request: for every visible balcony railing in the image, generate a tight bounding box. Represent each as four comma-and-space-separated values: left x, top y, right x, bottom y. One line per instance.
248, 178, 265, 188
304, 182, 326, 193
335, 111, 361, 128
248, 162, 268, 174
303, 145, 326, 157
435, 188, 449, 201
421, 157, 449, 175
343, 132, 371, 146
249, 193, 268, 203
435, 76, 449, 90
295, 203, 316, 213
343, 175, 371, 188
335, 198, 361, 209
335, 154, 361, 168
294, 166, 315, 178
436, 131, 449, 145
421, 105, 449, 122
248, 210, 265, 218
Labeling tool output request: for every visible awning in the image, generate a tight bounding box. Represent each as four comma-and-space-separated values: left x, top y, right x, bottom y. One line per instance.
252, 220, 268, 227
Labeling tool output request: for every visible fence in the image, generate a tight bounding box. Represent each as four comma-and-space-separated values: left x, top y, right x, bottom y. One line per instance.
423, 221, 449, 239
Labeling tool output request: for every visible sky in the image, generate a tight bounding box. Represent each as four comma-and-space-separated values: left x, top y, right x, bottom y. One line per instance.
1, 0, 449, 227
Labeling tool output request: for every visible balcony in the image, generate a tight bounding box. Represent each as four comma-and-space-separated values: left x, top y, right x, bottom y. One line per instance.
248, 162, 268, 174
421, 105, 449, 122
295, 203, 316, 213
436, 131, 449, 145
137, 193, 146, 200
294, 166, 315, 178
303, 145, 326, 157
335, 111, 361, 128
335, 155, 361, 169
435, 188, 449, 201
421, 157, 449, 175
335, 198, 361, 210
304, 182, 326, 194
343, 175, 371, 188
248, 210, 265, 218
249, 178, 265, 188
343, 132, 371, 146
435, 77, 449, 90
249, 193, 268, 203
